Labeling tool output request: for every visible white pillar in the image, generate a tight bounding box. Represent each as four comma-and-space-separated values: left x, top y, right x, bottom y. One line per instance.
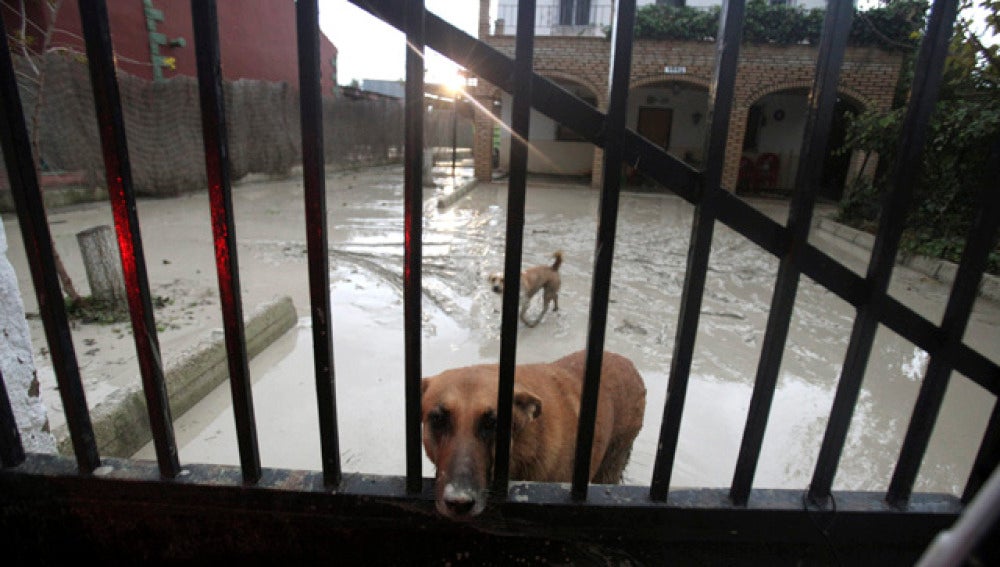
0, 216, 57, 454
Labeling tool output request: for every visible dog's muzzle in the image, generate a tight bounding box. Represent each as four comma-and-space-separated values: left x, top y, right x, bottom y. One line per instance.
491, 285, 503, 294
440, 482, 487, 519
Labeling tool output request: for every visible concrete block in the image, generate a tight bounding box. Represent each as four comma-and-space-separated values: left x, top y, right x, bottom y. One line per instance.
56, 296, 297, 458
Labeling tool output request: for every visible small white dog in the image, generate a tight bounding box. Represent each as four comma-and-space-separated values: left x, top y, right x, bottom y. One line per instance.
488, 251, 562, 327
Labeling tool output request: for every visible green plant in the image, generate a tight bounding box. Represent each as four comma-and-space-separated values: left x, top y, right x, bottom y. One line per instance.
633, 5, 719, 41
836, 98, 1000, 275
742, 0, 825, 45
629, 0, 927, 50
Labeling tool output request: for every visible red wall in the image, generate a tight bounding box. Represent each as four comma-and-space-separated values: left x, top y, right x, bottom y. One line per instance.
4, 0, 337, 94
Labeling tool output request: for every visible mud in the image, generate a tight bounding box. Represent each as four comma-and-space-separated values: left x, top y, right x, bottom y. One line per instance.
6, 163, 995, 496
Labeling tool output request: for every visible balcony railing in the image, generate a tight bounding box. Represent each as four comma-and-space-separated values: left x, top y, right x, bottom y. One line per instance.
495, 1, 614, 36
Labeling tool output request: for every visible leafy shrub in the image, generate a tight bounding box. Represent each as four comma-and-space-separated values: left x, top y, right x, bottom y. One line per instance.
630, 0, 927, 50
633, 5, 719, 41
836, 98, 1000, 274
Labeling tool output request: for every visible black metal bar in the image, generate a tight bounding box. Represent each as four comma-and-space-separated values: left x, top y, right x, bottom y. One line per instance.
809, 0, 960, 505
451, 101, 458, 177
649, 0, 744, 501
403, 0, 425, 494
349, 0, 703, 202
886, 139, 1000, 507
714, 191, 788, 257
964, 400, 1000, 503
493, 0, 536, 494
571, 0, 636, 500
191, 0, 261, 485
0, 7, 99, 473
881, 297, 1000, 395
797, 244, 866, 307
0, 369, 25, 468
78, 0, 179, 478
801, 247, 1000, 396
296, 0, 341, 488
730, 0, 854, 506
341, 0, 1000, 399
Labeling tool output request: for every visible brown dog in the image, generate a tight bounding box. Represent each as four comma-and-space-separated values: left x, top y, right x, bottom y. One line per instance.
421, 350, 646, 519
488, 251, 562, 327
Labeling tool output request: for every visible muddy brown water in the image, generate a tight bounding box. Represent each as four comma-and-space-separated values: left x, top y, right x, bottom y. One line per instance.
37, 166, 986, 497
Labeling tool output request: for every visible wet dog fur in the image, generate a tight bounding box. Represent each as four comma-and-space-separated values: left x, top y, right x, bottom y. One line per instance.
488, 251, 562, 327
420, 350, 646, 520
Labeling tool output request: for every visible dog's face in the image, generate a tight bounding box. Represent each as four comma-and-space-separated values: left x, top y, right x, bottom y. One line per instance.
488, 273, 504, 295
421, 368, 542, 520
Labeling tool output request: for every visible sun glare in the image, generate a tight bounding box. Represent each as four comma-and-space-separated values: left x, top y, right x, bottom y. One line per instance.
443, 71, 466, 95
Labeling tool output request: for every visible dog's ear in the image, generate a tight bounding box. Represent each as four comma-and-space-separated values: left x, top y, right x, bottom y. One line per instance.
421, 377, 432, 397
512, 389, 542, 432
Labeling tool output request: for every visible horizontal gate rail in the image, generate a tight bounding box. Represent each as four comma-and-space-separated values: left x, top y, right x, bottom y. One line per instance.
0, 454, 964, 547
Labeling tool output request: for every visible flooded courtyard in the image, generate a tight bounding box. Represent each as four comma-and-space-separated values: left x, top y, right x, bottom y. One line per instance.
27, 164, 992, 497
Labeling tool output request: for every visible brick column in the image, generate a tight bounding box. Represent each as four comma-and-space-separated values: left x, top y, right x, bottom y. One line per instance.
472, 94, 496, 182
721, 107, 748, 192
590, 148, 604, 189
479, 0, 490, 38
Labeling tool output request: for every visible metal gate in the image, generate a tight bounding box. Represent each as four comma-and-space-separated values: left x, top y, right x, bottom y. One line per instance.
1, 0, 998, 564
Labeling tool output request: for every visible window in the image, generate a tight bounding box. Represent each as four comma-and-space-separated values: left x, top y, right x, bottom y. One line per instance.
656, 0, 687, 7
559, 0, 591, 26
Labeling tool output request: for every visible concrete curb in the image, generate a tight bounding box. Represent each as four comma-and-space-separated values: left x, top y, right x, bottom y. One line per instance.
815, 217, 1000, 304
436, 178, 479, 209
55, 295, 298, 458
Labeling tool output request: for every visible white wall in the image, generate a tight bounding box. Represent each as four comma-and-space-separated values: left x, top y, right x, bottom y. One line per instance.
627, 84, 710, 163
0, 217, 57, 454
497, 92, 595, 175
747, 91, 809, 187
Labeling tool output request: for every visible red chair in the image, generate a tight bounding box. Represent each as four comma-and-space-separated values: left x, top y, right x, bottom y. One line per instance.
754, 152, 780, 190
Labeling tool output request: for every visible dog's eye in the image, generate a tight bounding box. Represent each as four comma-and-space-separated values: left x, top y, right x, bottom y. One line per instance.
477, 410, 497, 440
427, 408, 450, 434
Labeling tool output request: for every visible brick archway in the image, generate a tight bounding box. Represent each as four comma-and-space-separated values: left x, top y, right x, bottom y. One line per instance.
537, 70, 604, 107
743, 81, 873, 113
630, 75, 712, 92
734, 83, 871, 198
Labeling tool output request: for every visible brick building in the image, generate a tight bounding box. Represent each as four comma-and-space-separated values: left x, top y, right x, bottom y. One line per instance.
471, 0, 902, 198
2, 0, 338, 94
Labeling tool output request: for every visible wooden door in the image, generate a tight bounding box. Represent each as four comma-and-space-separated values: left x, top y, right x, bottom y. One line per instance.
637, 106, 673, 150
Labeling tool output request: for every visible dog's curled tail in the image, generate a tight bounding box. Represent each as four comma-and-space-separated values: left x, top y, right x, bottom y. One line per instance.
552, 250, 563, 271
